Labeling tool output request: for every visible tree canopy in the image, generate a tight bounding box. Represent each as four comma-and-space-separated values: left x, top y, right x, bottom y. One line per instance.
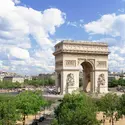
118, 94, 125, 117
16, 91, 46, 125
96, 93, 120, 125
52, 93, 99, 125
0, 81, 21, 89
24, 78, 55, 87
0, 90, 52, 125
0, 77, 55, 89
0, 94, 20, 125
109, 78, 125, 87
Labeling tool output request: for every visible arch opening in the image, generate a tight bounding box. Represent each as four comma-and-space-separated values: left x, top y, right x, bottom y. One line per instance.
80, 61, 93, 93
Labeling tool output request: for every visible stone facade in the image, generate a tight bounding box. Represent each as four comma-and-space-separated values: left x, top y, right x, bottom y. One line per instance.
53, 40, 109, 95
3, 76, 24, 83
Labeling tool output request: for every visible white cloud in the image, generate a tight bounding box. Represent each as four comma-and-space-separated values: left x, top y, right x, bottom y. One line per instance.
93, 38, 118, 46
12, 0, 20, 4
108, 46, 125, 72
67, 19, 84, 28
67, 21, 77, 27
84, 13, 125, 72
80, 19, 84, 23
0, 0, 66, 75
84, 14, 125, 40
118, 8, 125, 13
9, 47, 30, 59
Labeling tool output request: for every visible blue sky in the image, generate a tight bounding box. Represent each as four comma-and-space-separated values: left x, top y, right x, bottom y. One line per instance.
21, 0, 124, 40
0, 0, 125, 75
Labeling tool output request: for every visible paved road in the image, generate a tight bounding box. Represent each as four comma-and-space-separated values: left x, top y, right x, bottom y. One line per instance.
38, 117, 53, 125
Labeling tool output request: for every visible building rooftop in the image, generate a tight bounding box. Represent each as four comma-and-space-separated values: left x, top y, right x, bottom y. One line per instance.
4, 76, 24, 78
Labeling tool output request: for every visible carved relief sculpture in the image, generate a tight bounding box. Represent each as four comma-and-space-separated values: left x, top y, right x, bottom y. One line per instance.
66, 73, 74, 86
98, 74, 105, 85
65, 60, 76, 67
97, 61, 106, 68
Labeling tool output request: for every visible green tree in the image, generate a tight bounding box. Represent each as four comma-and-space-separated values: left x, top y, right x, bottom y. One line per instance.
16, 91, 45, 125
0, 95, 20, 125
52, 93, 99, 125
24, 78, 55, 87
118, 78, 125, 86
108, 78, 125, 88
48, 78, 55, 86
32, 91, 46, 119
51, 119, 59, 125
0, 81, 21, 89
97, 93, 119, 125
108, 79, 118, 88
42, 100, 53, 115
117, 94, 125, 118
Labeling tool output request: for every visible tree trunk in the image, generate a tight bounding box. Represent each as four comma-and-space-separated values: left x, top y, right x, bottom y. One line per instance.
23, 114, 26, 125
35, 114, 36, 120
111, 116, 114, 125
102, 114, 105, 125
44, 107, 46, 115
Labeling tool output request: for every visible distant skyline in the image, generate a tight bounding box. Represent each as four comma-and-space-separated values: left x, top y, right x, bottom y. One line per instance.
0, 0, 125, 75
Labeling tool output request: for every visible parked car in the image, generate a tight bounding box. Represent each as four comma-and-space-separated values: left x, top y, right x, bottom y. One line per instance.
38, 116, 45, 122
117, 85, 122, 91
117, 85, 125, 92
31, 120, 38, 125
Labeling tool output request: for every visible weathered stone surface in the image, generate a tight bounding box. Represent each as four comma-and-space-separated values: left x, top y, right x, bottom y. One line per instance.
66, 73, 75, 86
54, 40, 109, 94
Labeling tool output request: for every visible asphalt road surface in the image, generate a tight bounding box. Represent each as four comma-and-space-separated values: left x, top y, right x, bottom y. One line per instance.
38, 117, 53, 125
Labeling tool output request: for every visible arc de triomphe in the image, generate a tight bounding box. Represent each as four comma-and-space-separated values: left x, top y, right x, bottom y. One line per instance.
53, 40, 109, 95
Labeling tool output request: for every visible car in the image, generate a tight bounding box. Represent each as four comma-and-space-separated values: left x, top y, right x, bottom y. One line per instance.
31, 120, 38, 125
117, 85, 122, 91
38, 116, 45, 122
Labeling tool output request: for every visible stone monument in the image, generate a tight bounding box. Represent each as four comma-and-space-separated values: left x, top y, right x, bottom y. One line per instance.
53, 40, 109, 95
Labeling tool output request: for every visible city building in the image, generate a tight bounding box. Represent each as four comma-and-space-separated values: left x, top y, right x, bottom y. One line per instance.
24, 76, 32, 81
32, 73, 56, 80
3, 76, 24, 83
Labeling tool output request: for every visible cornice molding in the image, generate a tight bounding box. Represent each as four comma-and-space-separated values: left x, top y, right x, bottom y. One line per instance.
54, 40, 109, 56
53, 50, 109, 55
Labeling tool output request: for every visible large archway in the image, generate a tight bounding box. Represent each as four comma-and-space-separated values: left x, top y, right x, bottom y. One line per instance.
54, 40, 109, 95
81, 61, 93, 93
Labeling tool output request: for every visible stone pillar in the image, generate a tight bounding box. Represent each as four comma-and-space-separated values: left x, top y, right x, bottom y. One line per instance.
61, 70, 79, 95
90, 71, 95, 93
90, 72, 93, 92
83, 71, 86, 91
60, 71, 63, 94
55, 72, 63, 94
55, 72, 58, 91
94, 71, 99, 93
99, 71, 108, 93
95, 70, 108, 93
